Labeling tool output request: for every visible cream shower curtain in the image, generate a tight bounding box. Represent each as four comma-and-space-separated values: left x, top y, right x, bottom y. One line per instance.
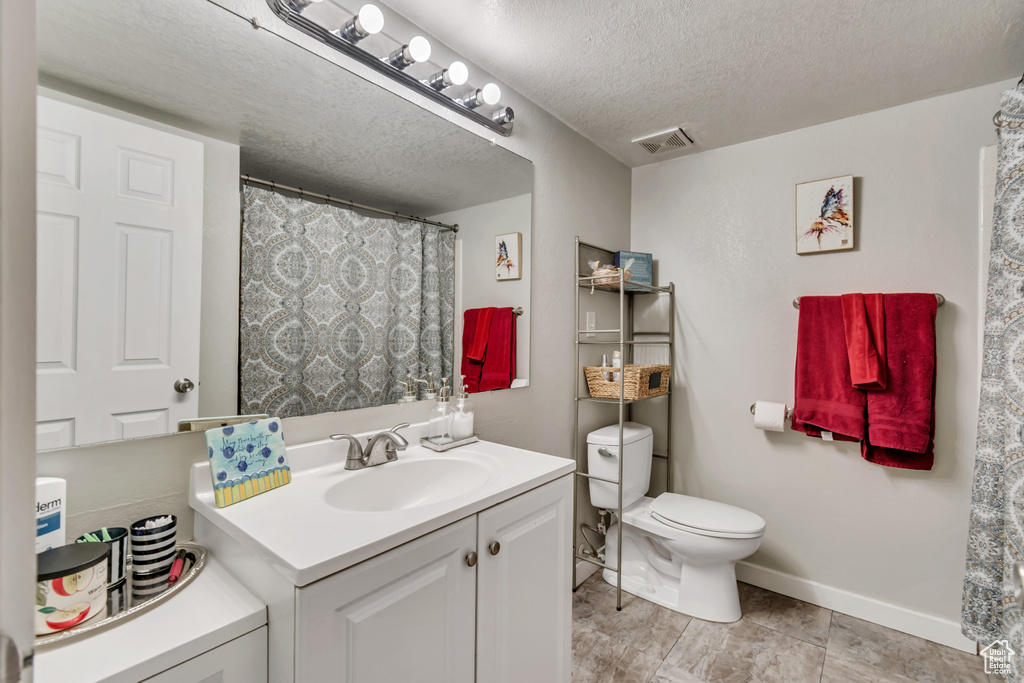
963, 82, 1024, 678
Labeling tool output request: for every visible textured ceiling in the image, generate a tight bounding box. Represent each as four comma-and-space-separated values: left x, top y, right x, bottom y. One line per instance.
36, 0, 532, 216
380, 0, 1024, 167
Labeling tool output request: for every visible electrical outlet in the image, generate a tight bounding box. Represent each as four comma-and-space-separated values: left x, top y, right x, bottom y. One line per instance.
586, 312, 596, 338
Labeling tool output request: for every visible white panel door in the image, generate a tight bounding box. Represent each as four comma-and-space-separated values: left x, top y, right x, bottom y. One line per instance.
294, 517, 477, 683
477, 475, 573, 683
36, 96, 203, 448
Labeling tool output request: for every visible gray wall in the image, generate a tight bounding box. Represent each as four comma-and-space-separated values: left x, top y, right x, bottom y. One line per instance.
631, 80, 1010, 635
36, 2, 632, 544
434, 193, 532, 385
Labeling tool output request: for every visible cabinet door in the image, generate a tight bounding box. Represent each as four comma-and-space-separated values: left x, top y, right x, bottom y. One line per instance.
476, 475, 573, 683
142, 626, 267, 682
295, 517, 476, 683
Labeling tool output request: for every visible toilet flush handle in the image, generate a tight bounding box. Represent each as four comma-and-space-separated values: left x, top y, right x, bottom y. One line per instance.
597, 447, 614, 458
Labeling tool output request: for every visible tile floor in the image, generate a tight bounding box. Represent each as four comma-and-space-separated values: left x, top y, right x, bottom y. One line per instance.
572, 574, 996, 683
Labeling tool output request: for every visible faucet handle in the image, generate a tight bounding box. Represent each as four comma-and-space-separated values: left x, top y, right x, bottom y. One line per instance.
390, 422, 410, 433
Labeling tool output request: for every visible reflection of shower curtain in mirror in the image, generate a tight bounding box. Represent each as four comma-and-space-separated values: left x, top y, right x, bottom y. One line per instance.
239, 186, 454, 416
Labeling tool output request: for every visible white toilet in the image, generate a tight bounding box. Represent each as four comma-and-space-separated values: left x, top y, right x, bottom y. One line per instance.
587, 423, 766, 623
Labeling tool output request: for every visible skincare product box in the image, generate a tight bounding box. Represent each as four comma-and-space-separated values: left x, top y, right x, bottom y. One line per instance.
36, 477, 66, 553
615, 250, 653, 291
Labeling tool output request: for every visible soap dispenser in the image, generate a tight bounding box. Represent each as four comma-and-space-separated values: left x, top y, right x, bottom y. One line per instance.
452, 375, 475, 440
428, 378, 453, 443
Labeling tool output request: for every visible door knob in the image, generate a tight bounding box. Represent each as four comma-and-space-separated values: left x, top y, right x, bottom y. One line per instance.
488, 541, 500, 555
465, 552, 478, 567
174, 378, 195, 393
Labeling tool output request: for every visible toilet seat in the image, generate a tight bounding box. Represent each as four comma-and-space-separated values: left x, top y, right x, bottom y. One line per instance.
649, 493, 766, 540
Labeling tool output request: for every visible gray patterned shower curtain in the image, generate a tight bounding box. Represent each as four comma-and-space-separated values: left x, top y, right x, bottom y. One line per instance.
963, 83, 1024, 676
239, 186, 454, 417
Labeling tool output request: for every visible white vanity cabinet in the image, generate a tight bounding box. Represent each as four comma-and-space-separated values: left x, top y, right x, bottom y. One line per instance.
291, 476, 572, 683
294, 517, 478, 683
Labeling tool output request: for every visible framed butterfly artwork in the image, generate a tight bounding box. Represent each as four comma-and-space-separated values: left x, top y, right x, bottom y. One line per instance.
495, 232, 522, 280
795, 175, 854, 254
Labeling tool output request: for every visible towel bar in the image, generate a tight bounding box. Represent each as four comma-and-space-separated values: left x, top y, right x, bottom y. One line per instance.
792, 293, 944, 310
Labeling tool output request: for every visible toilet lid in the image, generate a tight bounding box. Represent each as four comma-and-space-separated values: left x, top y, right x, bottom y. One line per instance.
650, 493, 766, 537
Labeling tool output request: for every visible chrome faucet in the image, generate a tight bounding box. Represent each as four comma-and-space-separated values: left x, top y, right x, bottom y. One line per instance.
330, 423, 410, 470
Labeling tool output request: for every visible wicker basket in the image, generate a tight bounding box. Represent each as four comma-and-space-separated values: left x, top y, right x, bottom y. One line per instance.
584, 364, 670, 400
591, 266, 632, 288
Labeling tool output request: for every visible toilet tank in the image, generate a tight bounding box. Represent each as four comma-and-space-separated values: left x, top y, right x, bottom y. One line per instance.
587, 422, 653, 511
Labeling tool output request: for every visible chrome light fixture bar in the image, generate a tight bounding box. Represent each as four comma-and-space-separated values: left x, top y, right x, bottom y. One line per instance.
267, 0, 513, 136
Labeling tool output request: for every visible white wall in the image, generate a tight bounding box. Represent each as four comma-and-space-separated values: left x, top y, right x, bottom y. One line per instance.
433, 193, 532, 385
36, 0, 631, 542
631, 79, 1012, 646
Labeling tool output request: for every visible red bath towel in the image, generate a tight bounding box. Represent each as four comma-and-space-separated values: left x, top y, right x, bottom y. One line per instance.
480, 308, 516, 392
462, 309, 484, 392
861, 294, 937, 470
462, 307, 516, 393
466, 307, 495, 362
841, 293, 887, 390
791, 296, 866, 442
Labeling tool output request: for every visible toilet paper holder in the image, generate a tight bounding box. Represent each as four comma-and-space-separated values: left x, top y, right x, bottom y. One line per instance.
749, 403, 793, 420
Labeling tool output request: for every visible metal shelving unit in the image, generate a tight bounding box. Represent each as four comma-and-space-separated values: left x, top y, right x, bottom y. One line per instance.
572, 237, 674, 610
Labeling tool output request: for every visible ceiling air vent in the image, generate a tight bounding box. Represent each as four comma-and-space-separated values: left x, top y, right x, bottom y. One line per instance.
633, 127, 694, 155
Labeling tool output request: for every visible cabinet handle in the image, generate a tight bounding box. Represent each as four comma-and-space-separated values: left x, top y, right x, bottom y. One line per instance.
488, 541, 500, 556
465, 552, 478, 567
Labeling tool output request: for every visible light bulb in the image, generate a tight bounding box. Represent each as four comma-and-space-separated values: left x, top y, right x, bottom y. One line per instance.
338, 3, 384, 43
481, 83, 501, 105
447, 61, 469, 86
356, 4, 383, 35
407, 36, 431, 63
388, 36, 431, 69
427, 61, 470, 91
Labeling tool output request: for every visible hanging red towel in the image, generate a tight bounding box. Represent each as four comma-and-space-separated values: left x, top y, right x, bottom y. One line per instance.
480, 307, 516, 392
791, 296, 866, 442
841, 293, 887, 390
861, 294, 937, 470
462, 307, 516, 393
462, 309, 484, 393
466, 307, 495, 362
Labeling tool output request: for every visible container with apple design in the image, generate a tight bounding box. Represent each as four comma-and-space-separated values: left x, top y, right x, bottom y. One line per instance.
36, 543, 108, 634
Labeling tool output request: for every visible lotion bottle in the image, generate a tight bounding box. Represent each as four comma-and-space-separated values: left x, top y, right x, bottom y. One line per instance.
452, 375, 475, 440
428, 379, 453, 443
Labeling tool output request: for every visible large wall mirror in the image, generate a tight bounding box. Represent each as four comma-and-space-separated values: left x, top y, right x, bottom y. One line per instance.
36, 0, 533, 451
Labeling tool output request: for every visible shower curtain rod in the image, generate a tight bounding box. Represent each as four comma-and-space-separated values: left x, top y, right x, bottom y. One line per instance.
241, 175, 459, 233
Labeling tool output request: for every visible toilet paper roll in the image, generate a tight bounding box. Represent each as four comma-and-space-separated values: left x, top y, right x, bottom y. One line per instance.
753, 401, 787, 432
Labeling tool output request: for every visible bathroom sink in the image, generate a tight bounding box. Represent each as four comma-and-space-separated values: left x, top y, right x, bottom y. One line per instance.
190, 425, 575, 585
323, 457, 495, 512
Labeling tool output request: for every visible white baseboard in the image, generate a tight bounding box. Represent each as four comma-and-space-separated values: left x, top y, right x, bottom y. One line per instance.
736, 562, 977, 654
575, 560, 599, 588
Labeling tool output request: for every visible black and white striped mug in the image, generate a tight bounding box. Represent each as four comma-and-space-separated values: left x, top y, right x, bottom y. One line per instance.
129, 515, 177, 575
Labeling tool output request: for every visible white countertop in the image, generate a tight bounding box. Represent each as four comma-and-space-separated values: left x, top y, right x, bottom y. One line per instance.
190, 427, 575, 586
34, 558, 267, 683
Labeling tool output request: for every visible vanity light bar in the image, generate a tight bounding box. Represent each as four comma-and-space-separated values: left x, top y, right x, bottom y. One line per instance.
267, 0, 513, 137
